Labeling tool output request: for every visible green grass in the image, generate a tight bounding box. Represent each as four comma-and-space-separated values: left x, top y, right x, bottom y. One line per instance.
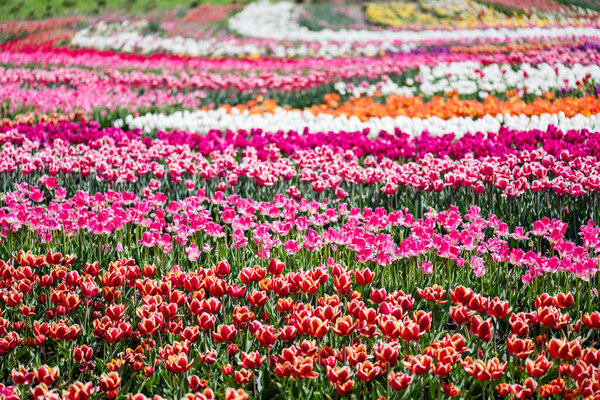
0, 0, 243, 20
555, 0, 600, 11
298, 3, 362, 31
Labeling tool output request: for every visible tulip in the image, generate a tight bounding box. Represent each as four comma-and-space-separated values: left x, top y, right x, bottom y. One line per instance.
546, 338, 581, 361
583, 311, 600, 329
240, 351, 264, 370
212, 324, 237, 343
165, 353, 193, 374
403, 355, 432, 375
331, 316, 355, 337
11, 366, 32, 385
214, 260, 231, 277
267, 259, 285, 275
248, 290, 268, 307
354, 268, 375, 285
34, 365, 59, 386
507, 335, 535, 359
62, 381, 93, 400
374, 341, 399, 365
99, 372, 121, 393
388, 371, 412, 390
292, 357, 319, 379
470, 315, 493, 342
510, 377, 537, 399
449, 286, 474, 306
461, 357, 506, 381
222, 364, 234, 375
370, 288, 387, 304
488, 297, 512, 319
225, 388, 248, 400
274, 362, 292, 378
450, 305, 472, 325
356, 361, 382, 382
416, 285, 447, 304
442, 383, 461, 397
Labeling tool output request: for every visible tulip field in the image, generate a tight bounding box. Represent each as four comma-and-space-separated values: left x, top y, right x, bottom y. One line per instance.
2, 1, 600, 399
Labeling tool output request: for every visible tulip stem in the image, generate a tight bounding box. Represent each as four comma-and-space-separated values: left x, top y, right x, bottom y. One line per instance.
387, 365, 391, 400
493, 319, 497, 357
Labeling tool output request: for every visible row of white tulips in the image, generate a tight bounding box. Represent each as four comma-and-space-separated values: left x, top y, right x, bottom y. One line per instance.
334, 62, 600, 97
71, 22, 414, 59
115, 108, 600, 138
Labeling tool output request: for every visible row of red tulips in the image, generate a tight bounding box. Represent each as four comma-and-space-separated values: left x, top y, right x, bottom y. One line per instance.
1, 249, 600, 399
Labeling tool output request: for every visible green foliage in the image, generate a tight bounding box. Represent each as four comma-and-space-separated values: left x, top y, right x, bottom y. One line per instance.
0, 0, 242, 20
555, 0, 600, 11
298, 3, 361, 31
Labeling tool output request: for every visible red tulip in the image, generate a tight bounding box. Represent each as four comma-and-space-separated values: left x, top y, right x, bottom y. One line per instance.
213, 260, 231, 277
433, 362, 452, 377
370, 288, 387, 304
187, 375, 202, 391
354, 268, 375, 285
507, 335, 535, 359
488, 297, 512, 319
378, 315, 401, 340
30, 384, 52, 400
334, 379, 354, 396
327, 366, 353, 385
509, 314, 530, 337
222, 364, 234, 375
331, 316, 355, 337
403, 355, 432, 375
225, 388, 248, 400
292, 357, 319, 379
248, 290, 268, 307
581, 348, 600, 367
450, 305, 472, 325
356, 361, 382, 382
583, 311, 600, 329
442, 383, 461, 397
274, 361, 292, 378
276, 298, 294, 313
449, 286, 474, 306
461, 357, 506, 381
62, 381, 93, 400
240, 351, 264, 370
555, 292, 573, 309
546, 338, 581, 361
73, 345, 93, 364
412, 310, 432, 333
212, 324, 237, 343
268, 259, 285, 275
11, 366, 32, 385
346, 345, 369, 367
165, 353, 193, 374
400, 319, 423, 342
34, 365, 59, 386
525, 354, 552, 378
417, 285, 447, 304
388, 371, 412, 390
374, 341, 399, 365
99, 372, 121, 393
308, 317, 329, 338
510, 377, 537, 399
470, 315, 493, 342
234, 369, 253, 385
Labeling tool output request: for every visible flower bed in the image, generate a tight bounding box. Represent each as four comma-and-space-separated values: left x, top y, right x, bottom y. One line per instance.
1, 2, 600, 400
